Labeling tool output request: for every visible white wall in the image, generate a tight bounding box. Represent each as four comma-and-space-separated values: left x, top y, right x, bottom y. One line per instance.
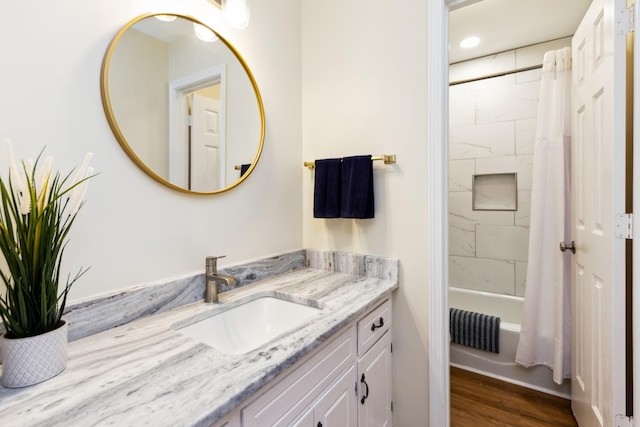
0, 0, 303, 302
301, 1, 429, 425
110, 29, 170, 179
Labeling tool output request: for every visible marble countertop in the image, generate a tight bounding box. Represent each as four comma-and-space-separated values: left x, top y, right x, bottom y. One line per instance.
0, 266, 398, 426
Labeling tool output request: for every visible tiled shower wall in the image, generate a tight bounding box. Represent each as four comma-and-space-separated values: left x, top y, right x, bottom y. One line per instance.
448, 38, 571, 297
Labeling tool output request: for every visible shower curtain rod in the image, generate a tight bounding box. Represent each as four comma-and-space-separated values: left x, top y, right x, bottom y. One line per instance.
449, 64, 543, 86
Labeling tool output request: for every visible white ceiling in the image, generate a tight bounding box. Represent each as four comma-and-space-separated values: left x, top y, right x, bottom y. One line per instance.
449, 0, 592, 64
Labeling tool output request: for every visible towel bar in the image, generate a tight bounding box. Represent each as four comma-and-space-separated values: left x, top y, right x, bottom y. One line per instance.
304, 154, 396, 169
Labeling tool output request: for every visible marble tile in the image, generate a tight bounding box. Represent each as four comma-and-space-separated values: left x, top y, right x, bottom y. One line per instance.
515, 37, 572, 69
449, 256, 515, 294
449, 121, 515, 160
305, 250, 398, 281
449, 87, 475, 127
515, 118, 537, 155
219, 250, 307, 292
449, 51, 515, 83
449, 159, 475, 192
63, 274, 204, 342
449, 192, 514, 227
516, 261, 528, 297
476, 225, 530, 262
475, 155, 534, 191
515, 68, 542, 84
473, 173, 517, 211
456, 74, 515, 91
515, 190, 531, 226
475, 80, 540, 124
449, 222, 476, 257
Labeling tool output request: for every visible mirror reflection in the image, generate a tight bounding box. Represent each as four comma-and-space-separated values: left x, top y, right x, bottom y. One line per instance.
101, 14, 264, 194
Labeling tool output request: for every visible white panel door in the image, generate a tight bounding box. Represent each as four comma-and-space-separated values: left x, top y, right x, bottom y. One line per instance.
357, 332, 392, 427
571, 0, 627, 425
314, 365, 357, 427
190, 93, 224, 192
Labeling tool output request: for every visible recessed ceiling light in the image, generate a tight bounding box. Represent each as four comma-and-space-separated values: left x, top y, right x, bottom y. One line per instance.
460, 37, 480, 49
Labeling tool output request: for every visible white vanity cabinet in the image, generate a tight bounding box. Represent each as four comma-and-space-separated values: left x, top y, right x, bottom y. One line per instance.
212, 297, 392, 427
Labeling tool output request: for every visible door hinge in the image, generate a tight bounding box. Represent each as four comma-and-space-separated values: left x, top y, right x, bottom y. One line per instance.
615, 213, 633, 239
391, 401, 394, 412
187, 115, 193, 126
391, 342, 393, 353
615, 414, 633, 427
617, 3, 635, 34
355, 381, 358, 397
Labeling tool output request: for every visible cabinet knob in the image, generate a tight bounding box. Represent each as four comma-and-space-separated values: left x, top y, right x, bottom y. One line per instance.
559, 241, 576, 254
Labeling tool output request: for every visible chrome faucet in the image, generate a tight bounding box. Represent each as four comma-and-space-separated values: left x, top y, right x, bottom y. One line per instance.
205, 255, 238, 303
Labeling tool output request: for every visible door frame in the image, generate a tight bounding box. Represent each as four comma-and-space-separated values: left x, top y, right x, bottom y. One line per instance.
428, 0, 640, 425
427, 2, 478, 425
633, 2, 640, 421
168, 65, 226, 187
426, 1, 450, 426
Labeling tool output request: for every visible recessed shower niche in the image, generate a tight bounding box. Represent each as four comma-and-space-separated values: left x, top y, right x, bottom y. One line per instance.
472, 173, 518, 211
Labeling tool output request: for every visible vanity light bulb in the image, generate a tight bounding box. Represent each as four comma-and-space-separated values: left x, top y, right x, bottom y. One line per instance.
223, 0, 250, 29
193, 23, 219, 43
154, 15, 177, 22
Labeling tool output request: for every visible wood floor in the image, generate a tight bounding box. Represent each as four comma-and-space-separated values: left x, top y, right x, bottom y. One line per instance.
450, 367, 578, 427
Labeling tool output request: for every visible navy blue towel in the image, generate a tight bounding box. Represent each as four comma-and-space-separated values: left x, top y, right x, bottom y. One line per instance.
450, 308, 500, 353
341, 155, 374, 219
240, 164, 251, 177
313, 158, 342, 218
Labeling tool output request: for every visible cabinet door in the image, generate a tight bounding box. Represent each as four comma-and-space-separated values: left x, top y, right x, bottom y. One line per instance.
314, 365, 357, 427
290, 407, 314, 427
242, 328, 356, 427
210, 407, 241, 427
357, 331, 392, 427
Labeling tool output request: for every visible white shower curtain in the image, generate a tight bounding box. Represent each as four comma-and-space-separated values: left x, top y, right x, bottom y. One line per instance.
515, 47, 572, 385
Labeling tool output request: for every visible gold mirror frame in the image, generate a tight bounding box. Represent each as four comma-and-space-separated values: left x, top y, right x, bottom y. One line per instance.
100, 13, 265, 195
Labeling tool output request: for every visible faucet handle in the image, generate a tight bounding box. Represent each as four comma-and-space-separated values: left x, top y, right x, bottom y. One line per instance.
206, 255, 226, 274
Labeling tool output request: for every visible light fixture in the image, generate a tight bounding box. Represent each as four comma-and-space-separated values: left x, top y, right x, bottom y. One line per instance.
193, 23, 219, 43
222, 0, 250, 29
459, 36, 480, 49
154, 15, 177, 22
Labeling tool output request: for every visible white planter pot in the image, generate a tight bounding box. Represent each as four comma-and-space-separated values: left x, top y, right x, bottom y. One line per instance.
0, 321, 68, 388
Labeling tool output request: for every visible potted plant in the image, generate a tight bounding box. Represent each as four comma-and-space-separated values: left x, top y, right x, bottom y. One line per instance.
0, 141, 94, 388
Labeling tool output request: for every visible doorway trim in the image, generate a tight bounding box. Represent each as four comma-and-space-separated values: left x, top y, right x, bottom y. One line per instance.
426, 1, 449, 426
168, 65, 226, 187
427, 1, 485, 425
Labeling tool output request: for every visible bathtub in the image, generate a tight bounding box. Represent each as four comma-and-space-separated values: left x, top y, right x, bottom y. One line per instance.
449, 287, 571, 398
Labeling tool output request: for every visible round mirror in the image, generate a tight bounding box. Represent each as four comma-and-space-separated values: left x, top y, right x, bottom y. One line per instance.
101, 13, 265, 194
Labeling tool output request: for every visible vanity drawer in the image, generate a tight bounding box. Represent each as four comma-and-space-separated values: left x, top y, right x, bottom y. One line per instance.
357, 299, 391, 354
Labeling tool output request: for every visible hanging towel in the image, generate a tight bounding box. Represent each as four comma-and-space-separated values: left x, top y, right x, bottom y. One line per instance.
341, 155, 374, 219
313, 158, 342, 218
450, 308, 500, 353
240, 164, 251, 177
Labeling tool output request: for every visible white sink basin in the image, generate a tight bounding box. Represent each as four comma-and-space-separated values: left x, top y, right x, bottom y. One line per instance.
176, 297, 321, 354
